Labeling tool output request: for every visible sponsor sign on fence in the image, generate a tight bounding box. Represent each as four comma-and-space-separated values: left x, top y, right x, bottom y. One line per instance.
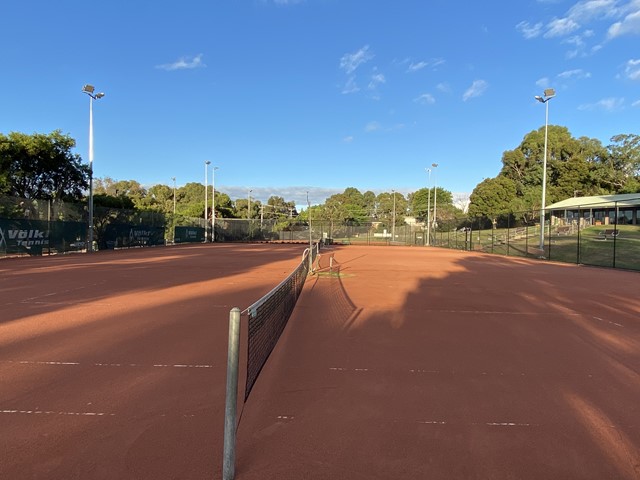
102, 224, 165, 249
0, 219, 86, 255
174, 226, 205, 243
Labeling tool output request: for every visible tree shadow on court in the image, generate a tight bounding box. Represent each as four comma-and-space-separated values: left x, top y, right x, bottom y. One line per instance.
235, 247, 640, 480
0, 243, 314, 479
0, 243, 308, 327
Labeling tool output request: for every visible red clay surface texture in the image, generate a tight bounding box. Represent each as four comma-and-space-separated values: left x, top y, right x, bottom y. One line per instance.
0, 244, 307, 480
2, 244, 640, 480
236, 246, 640, 480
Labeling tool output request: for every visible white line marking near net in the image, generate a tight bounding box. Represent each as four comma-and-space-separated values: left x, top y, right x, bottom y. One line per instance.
2, 360, 214, 369
1, 409, 115, 417
418, 420, 538, 427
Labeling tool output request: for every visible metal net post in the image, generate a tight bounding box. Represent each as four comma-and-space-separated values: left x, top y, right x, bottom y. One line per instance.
223, 307, 241, 480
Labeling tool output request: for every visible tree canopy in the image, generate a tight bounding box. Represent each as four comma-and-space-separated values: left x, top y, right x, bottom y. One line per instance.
470, 127, 640, 222
0, 130, 89, 200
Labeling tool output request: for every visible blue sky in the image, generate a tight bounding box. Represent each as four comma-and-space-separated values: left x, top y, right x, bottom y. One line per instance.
1, 0, 639, 207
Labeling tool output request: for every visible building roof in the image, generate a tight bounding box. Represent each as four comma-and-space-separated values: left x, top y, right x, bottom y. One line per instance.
546, 193, 640, 210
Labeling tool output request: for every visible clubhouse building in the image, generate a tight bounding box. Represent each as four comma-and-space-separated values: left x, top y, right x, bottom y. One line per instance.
546, 193, 640, 226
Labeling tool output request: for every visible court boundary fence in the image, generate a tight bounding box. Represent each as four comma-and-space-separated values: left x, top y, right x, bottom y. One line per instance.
222, 243, 320, 480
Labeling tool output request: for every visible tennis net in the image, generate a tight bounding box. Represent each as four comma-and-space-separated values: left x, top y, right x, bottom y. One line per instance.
243, 243, 318, 400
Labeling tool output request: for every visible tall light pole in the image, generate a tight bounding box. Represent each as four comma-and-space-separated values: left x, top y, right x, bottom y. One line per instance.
82, 84, 105, 253
247, 189, 252, 219
211, 166, 219, 242
172, 177, 176, 215
535, 88, 556, 251
205, 160, 211, 242
391, 189, 396, 242
307, 192, 313, 272
432, 163, 439, 241
425, 168, 432, 245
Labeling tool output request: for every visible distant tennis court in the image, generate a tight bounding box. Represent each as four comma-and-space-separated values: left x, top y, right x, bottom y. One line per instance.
1, 244, 639, 480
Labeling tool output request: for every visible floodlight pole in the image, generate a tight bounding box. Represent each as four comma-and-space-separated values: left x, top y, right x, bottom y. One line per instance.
391, 190, 396, 242
425, 168, 431, 245
205, 161, 211, 242
172, 177, 176, 215
212, 167, 218, 242
431, 163, 438, 243
535, 89, 555, 251
82, 84, 104, 253
307, 192, 313, 273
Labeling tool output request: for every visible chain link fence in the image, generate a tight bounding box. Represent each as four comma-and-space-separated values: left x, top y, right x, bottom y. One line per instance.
2, 195, 638, 271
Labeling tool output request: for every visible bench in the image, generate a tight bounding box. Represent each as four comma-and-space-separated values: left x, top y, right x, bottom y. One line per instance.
598, 229, 620, 240
556, 226, 572, 236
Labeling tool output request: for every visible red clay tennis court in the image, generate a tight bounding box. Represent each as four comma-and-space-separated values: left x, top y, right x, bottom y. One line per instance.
1, 244, 639, 479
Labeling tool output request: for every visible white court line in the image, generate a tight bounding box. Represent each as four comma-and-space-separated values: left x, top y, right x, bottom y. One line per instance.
418, 420, 636, 429
2, 360, 214, 369
1, 409, 115, 417
418, 420, 538, 427
19, 281, 107, 305
1, 409, 199, 419
592, 316, 624, 328
331, 367, 599, 378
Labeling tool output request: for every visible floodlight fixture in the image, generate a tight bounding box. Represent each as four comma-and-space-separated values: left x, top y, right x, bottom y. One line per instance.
82, 83, 105, 252
534, 88, 557, 251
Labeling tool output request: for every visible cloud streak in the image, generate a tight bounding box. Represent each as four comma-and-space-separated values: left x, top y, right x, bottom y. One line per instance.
517, 0, 640, 55
156, 54, 205, 71
340, 45, 374, 74
578, 97, 625, 111
624, 58, 640, 80
463, 80, 488, 101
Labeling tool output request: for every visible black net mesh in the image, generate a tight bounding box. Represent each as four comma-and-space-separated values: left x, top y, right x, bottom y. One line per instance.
243, 246, 316, 401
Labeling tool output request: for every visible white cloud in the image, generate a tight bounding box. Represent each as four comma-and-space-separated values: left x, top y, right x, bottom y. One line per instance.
578, 97, 625, 111
436, 82, 451, 93
414, 93, 435, 105
536, 77, 551, 88
156, 54, 205, 71
608, 8, 640, 38
516, 21, 544, 38
545, 17, 581, 37
340, 46, 374, 74
365, 121, 382, 132
519, 0, 638, 55
566, 0, 619, 23
462, 80, 488, 101
407, 61, 428, 72
342, 76, 359, 94
624, 58, 640, 80
632, 99, 640, 107
343, 136, 354, 143
557, 68, 592, 79
368, 72, 386, 90
156, 53, 206, 71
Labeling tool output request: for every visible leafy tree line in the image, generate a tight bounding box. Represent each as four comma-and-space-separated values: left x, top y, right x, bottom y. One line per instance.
1, 130, 459, 227
299, 186, 459, 230
468, 127, 640, 225
0, 130, 89, 200
6, 127, 636, 231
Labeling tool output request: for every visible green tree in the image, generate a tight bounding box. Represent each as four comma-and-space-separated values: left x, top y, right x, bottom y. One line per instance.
214, 191, 234, 218
265, 195, 296, 219
0, 130, 89, 200
468, 177, 517, 223
376, 191, 407, 227
596, 134, 640, 193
